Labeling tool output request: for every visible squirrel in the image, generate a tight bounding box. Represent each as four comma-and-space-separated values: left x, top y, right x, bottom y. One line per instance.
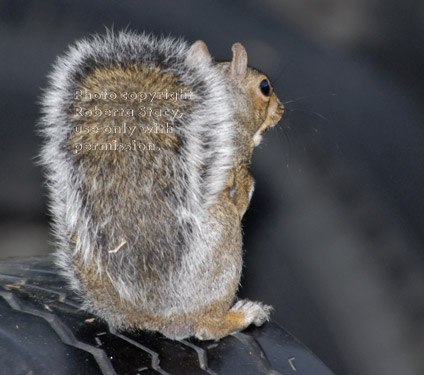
39, 30, 284, 340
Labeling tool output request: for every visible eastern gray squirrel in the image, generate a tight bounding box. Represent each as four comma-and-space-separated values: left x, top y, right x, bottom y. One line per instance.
39, 30, 284, 340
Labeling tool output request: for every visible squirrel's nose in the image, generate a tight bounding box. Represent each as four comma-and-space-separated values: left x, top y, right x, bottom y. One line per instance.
274, 99, 284, 119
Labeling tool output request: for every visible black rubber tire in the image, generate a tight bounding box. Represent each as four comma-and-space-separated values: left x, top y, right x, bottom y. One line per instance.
0, 256, 335, 375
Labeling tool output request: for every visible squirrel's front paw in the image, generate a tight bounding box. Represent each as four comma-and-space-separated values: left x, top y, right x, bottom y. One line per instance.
230, 299, 273, 327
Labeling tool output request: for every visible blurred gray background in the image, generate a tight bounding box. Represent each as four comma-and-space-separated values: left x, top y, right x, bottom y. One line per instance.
1, 0, 424, 374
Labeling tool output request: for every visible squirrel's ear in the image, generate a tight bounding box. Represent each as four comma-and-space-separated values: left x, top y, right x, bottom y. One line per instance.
186, 40, 212, 65
230, 43, 248, 80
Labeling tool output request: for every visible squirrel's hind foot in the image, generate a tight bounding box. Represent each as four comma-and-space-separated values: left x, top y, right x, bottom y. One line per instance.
194, 300, 272, 340
231, 299, 273, 327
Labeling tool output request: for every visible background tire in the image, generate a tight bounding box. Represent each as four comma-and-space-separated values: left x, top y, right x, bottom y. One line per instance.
0, 256, 334, 375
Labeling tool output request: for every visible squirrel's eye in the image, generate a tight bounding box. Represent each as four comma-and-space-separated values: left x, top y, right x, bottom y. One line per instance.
259, 79, 271, 96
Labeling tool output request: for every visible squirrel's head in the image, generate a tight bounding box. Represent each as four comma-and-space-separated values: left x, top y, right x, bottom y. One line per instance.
187, 40, 284, 150
226, 42, 284, 148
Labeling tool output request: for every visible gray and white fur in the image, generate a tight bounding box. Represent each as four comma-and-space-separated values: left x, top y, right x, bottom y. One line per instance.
38, 30, 283, 339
